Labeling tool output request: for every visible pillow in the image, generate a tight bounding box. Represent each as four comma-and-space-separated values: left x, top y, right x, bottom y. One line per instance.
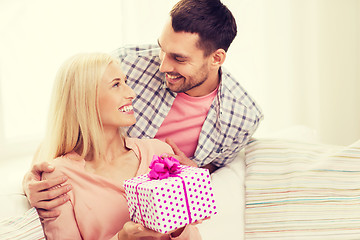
0, 207, 45, 240
0, 156, 44, 239
0, 194, 31, 220
244, 138, 360, 239
0, 155, 32, 220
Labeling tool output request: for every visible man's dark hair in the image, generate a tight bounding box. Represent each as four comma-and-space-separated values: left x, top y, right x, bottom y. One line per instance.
170, 0, 237, 56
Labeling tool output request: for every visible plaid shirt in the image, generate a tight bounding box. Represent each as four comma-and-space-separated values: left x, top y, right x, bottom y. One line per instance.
112, 44, 263, 167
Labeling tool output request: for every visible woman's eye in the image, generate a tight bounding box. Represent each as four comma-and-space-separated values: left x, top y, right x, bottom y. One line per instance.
113, 82, 120, 88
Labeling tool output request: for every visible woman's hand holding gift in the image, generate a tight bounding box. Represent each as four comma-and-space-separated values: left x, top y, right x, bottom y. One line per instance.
117, 221, 170, 240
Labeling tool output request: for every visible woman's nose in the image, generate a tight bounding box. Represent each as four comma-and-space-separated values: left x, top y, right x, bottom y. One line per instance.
125, 84, 136, 99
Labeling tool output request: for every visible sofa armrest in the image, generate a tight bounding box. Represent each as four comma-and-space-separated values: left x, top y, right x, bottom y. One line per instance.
0, 156, 32, 219
197, 150, 246, 240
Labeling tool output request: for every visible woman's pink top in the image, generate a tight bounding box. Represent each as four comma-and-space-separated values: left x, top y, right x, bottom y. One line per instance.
41, 138, 201, 240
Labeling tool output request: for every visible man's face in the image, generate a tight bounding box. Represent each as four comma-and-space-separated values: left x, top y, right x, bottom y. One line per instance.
158, 19, 215, 97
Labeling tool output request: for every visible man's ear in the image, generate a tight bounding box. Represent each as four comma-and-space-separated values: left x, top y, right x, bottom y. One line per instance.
210, 49, 226, 68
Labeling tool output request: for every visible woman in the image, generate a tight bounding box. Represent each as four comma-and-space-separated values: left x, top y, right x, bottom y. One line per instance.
39, 53, 201, 239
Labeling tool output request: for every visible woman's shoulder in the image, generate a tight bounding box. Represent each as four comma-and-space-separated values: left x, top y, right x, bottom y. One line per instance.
51, 152, 84, 166
42, 152, 84, 180
126, 138, 174, 155
132, 137, 166, 145
45, 152, 83, 174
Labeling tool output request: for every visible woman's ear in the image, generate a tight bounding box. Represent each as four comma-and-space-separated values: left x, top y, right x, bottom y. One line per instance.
210, 49, 226, 68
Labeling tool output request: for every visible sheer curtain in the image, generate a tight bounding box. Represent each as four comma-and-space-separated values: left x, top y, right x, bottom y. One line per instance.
0, 0, 125, 159
224, 0, 360, 145
120, 0, 178, 44
0, 0, 359, 161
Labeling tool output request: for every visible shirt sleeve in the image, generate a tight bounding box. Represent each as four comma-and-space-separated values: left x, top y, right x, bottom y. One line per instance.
211, 117, 262, 168
111, 44, 160, 61
41, 169, 82, 240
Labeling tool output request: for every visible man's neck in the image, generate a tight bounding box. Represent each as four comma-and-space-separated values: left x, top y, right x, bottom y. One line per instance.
185, 68, 221, 97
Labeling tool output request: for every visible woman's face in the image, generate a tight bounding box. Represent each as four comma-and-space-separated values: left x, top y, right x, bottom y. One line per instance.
98, 62, 136, 129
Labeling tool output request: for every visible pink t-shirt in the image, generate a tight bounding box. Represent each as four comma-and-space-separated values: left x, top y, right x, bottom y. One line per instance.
155, 87, 218, 157
41, 138, 201, 240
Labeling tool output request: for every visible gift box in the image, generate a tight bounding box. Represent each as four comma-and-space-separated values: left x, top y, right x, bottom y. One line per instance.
124, 155, 217, 233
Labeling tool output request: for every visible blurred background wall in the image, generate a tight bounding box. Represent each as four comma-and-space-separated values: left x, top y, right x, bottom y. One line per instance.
0, 0, 359, 161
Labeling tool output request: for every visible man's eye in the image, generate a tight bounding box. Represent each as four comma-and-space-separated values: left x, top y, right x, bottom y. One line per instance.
175, 58, 186, 63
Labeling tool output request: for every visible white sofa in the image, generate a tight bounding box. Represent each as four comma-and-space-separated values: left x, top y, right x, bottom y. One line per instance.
0, 147, 248, 240
0, 155, 45, 239
0, 153, 247, 240
1, 126, 360, 240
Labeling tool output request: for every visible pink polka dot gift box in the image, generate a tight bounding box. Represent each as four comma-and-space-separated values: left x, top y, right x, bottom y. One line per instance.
124, 155, 217, 233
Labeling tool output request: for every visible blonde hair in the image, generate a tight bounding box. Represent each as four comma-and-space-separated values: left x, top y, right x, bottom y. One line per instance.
38, 52, 120, 163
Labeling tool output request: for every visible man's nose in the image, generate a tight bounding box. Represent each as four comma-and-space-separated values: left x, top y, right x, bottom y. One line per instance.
159, 52, 174, 73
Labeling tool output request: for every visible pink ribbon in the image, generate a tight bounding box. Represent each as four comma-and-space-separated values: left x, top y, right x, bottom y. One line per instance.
148, 154, 181, 180
133, 155, 192, 227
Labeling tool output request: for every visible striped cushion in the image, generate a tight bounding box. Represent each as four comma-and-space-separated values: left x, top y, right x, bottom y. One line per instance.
0, 207, 45, 240
245, 139, 360, 240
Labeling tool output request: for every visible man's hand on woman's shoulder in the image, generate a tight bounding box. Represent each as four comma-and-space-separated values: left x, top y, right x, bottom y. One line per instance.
22, 161, 72, 219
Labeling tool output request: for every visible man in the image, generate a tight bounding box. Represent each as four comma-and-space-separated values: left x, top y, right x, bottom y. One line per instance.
23, 0, 263, 228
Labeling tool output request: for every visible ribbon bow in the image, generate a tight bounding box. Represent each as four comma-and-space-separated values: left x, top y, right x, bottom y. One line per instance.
148, 155, 181, 180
